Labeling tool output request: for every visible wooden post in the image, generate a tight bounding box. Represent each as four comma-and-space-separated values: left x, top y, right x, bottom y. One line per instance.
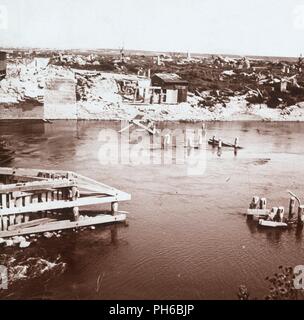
212, 136, 216, 147
41, 192, 47, 202
71, 186, 79, 221
111, 202, 118, 216
278, 207, 285, 222
1, 194, 8, 230
24, 196, 31, 223
289, 197, 296, 219
133, 88, 138, 103
234, 137, 239, 148
73, 207, 79, 222
187, 137, 193, 149
198, 132, 203, 149
2, 215, 8, 231
250, 196, 260, 209
1, 193, 6, 210
298, 205, 304, 225
15, 197, 23, 225
218, 138, 222, 149
269, 207, 278, 221
162, 134, 171, 149
8, 193, 15, 226
259, 198, 267, 210
47, 191, 53, 202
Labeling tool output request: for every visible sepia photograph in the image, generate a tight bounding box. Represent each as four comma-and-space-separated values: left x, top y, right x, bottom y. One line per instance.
0, 0, 304, 310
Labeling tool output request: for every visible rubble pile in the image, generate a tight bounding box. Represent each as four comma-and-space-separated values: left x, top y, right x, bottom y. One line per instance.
1, 49, 304, 121
0, 58, 50, 105
76, 73, 122, 103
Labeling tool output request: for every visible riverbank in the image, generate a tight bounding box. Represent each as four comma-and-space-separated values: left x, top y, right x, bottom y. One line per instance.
2, 96, 304, 121
76, 95, 304, 122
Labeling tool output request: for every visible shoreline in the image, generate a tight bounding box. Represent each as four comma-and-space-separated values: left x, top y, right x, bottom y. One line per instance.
2, 97, 304, 122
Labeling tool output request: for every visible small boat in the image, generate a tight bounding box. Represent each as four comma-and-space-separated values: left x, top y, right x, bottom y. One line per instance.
258, 219, 288, 228
208, 138, 243, 149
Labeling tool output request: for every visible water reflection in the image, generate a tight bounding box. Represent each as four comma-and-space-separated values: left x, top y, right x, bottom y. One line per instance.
246, 218, 303, 244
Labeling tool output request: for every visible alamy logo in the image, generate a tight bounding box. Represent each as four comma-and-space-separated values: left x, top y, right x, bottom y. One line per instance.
0, 265, 8, 290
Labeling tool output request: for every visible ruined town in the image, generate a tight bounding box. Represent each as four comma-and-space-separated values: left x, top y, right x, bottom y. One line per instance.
1, 49, 304, 121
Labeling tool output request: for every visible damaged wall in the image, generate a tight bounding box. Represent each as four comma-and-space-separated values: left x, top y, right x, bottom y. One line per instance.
44, 74, 77, 119
0, 51, 7, 79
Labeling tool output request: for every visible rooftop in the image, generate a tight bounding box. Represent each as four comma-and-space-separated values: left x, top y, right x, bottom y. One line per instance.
152, 73, 188, 84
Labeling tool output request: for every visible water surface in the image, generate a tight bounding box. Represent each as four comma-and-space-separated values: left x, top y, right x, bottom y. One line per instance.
0, 120, 303, 300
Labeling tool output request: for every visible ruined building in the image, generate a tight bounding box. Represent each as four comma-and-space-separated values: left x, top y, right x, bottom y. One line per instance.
0, 51, 7, 80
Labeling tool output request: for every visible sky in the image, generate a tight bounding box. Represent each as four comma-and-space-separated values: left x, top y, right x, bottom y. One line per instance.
0, 0, 304, 57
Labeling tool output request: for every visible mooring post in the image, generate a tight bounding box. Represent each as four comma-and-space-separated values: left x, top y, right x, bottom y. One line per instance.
288, 197, 296, 220
259, 198, 267, 210
111, 202, 118, 216
297, 205, 304, 225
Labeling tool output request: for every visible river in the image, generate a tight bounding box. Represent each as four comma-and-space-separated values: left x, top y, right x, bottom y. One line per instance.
0, 120, 304, 300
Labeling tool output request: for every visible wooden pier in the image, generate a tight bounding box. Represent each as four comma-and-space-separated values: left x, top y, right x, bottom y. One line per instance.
0, 167, 131, 238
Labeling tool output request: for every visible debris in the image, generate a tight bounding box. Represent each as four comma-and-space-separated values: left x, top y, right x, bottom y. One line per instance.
5, 239, 14, 247
19, 240, 31, 248
43, 232, 54, 239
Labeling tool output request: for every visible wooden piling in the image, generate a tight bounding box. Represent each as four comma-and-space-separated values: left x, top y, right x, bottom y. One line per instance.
298, 205, 304, 225
218, 138, 222, 149
234, 137, 239, 148
73, 207, 79, 221
187, 137, 193, 149
269, 207, 278, 221
15, 197, 23, 225
278, 207, 285, 222
71, 187, 79, 221
259, 198, 267, 210
212, 136, 216, 147
24, 196, 31, 223
2, 215, 8, 231
47, 191, 53, 202
198, 133, 203, 149
8, 193, 15, 226
289, 197, 296, 219
111, 202, 118, 216
163, 134, 171, 149
250, 196, 260, 209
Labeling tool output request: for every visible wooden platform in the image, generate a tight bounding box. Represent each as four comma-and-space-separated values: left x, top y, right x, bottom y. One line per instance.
247, 209, 270, 217
0, 167, 131, 238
